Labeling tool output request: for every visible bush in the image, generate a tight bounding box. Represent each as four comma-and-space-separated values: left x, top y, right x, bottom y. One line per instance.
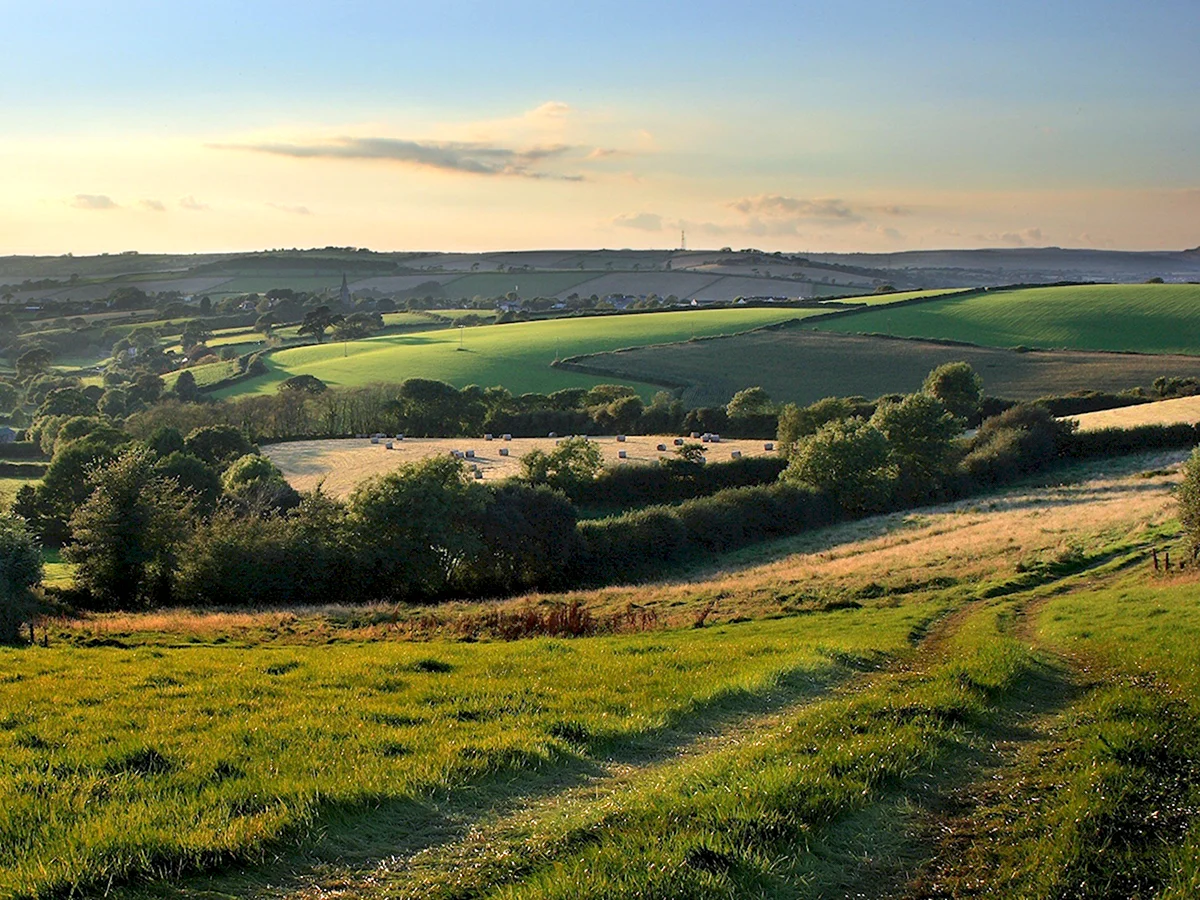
184, 425, 255, 469
0, 514, 42, 643
783, 417, 894, 514
1177, 448, 1200, 557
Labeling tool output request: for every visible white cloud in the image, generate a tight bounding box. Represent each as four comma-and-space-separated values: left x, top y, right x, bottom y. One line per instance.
613, 212, 664, 231
179, 195, 210, 211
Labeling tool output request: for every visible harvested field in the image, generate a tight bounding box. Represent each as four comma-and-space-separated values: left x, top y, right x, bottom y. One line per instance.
1068, 394, 1200, 431
265, 435, 779, 496
564, 327, 1200, 407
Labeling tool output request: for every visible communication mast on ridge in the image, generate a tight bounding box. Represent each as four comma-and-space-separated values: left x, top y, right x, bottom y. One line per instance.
680, 228, 687, 251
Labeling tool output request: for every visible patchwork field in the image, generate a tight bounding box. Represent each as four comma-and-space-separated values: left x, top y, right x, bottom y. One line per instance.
563, 326, 1200, 407
264, 435, 778, 496
817, 283, 1200, 354
213, 308, 817, 399
9, 449, 1195, 898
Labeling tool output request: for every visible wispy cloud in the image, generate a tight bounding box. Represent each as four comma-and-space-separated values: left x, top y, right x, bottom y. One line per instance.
179, 195, 210, 211
613, 212, 664, 231
268, 202, 313, 216
975, 227, 1044, 246
217, 136, 586, 180
730, 195, 860, 222
139, 199, 166, 212
71, 194, 118, 210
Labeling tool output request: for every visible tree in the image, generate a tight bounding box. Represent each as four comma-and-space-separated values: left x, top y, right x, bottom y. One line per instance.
1177, 448, 1200, 557
173, 370, 199, 403
346, 456, 487, 599
180, 320, 214, 350
154, 451, 222, 513
869, 393, 963, 500
254, 313, 277, 336
220, 453, 300, 514
66, 448, 194, 608
298, 306, 345, 343
783, 418, 894, 514
35, 387, 95, 419
279, 374, 327, 394
16, 347, 52, 380
923, 362, 983, 423
520, 437, 604, 495
184, 425, 254, 470
726, 386, 774, 418
0, 514, 43, 644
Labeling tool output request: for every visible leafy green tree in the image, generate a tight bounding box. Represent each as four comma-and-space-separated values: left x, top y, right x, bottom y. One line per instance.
180, 320, 214, 350
66, 448, 194, 608
520, 437, 604, 494
298, 306, 345, 343
783, 418, 894, 513
155, 451, 222, 513
173, 370, 199, 403
184, 425, 253, 469
0, 514, 43, 644
870, 393, 963, 500
254, 312, 277, 336
726, 386, 774, 418
922, 362, 984, 423
461, 482, 579, 593
220, 453, 300, 513
279, 374, 327, 394
145, 425, 185, 457
346, 456, 487, 599
777, 396, 858, 457
16, 347, 52, 380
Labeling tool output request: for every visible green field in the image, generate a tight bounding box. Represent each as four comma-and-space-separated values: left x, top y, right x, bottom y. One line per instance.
567, 326, 1200, 407
832, 287, 973, 306
819, 284, 1200, 353
213, 308, 817, 398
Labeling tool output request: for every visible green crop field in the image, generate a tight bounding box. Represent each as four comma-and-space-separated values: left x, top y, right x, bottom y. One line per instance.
212, 308, 817, 398
818, 283, 1200, 353
162, 358, 241, 389
567, 326, 1200, 407
6, 451, 1197, 898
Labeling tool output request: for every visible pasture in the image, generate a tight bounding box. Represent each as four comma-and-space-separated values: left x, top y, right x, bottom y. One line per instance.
817, 283, 1200, 354
263, 435, 778, 496
212, 308, 817, 399
565, 326, 1200, 407
7, 449, 1195, 898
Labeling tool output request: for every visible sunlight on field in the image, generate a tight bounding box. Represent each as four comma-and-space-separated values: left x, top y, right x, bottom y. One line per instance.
1067, 395, 1200, 431
264, 435, 779, 496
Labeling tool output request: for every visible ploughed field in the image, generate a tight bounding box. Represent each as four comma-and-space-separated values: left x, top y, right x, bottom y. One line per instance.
816, 283, 1200, 354
212, 308, 821, 399
264, 434, 778, 496
8, 450, 1200, 898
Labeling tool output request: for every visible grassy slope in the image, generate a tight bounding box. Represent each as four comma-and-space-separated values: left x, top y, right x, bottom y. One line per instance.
818, 283, 1200, 353
567, 327, 1200, 408
832, 287, 972, 307
212, 308, 816, 399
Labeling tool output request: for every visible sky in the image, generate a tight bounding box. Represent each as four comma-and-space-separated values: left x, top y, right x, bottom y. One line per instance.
1, 0, 1197, 255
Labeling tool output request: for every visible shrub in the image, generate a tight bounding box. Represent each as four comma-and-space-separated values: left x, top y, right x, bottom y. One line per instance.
0, 514, 42, 643
923, 361, 983, 424
1177, 448, 1200, 557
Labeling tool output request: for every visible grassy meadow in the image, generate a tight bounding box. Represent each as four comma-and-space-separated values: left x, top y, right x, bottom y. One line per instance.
212, 308, 817, 399
818, 283, 1200, 354
6, 449, 1198, 897
567, 326, 1200, 407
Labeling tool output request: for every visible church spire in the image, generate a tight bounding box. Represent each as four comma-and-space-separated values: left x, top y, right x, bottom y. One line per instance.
339, 273, 350, 307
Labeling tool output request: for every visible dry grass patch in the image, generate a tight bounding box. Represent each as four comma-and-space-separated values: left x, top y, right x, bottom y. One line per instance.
1068, 394, 1200, 431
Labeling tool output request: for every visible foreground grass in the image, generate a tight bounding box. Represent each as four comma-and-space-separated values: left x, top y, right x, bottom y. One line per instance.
819, 283, 1200, 354
0, 604, 940, 899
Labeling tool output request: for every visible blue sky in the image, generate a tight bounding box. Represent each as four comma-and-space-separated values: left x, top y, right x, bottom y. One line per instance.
2, 0, 1197, 253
